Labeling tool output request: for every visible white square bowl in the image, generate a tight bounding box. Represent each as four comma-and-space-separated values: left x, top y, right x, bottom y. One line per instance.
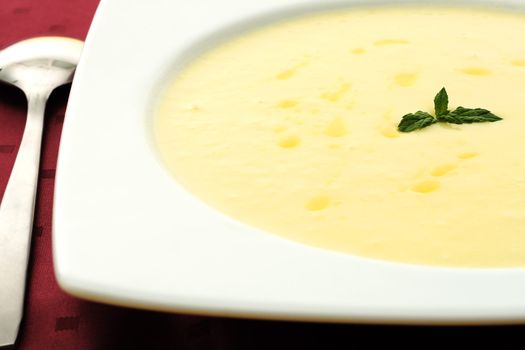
53, 0, 525, 324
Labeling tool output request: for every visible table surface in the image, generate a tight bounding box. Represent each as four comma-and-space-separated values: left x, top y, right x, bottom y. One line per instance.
1, 1, 525, 349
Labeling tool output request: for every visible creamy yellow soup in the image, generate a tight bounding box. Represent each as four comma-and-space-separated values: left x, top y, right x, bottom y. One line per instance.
155, 6, 525, 267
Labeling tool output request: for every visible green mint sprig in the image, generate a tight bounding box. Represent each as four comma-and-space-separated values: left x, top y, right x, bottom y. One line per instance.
397, 88, 502, 133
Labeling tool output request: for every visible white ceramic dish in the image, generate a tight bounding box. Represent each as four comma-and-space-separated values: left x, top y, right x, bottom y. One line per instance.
53, 0, 525, 324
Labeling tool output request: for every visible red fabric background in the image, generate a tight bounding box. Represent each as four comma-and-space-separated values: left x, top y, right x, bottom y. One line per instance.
1, 1, 525, 349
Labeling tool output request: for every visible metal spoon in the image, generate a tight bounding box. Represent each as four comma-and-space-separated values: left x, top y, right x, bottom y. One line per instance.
0, 37, 83, 347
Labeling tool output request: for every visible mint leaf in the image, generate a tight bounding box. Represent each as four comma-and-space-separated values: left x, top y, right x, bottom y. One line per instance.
398, 111, 436, 132
438, 106, 502, 124
434, 87, 449, 117
398, 88, 502, 133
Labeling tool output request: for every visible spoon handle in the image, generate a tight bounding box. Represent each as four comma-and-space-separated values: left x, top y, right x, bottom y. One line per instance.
0, 92, 48, 345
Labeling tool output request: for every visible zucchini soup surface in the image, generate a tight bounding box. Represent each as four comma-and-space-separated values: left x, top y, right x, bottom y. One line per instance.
155, 6, 525, 267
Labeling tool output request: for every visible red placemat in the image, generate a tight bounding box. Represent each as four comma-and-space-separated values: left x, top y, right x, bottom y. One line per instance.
1, 1, 525, 349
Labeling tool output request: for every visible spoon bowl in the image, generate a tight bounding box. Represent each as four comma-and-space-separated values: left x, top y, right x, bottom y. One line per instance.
0, 37, 82, 91
0, 36, 83, 347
